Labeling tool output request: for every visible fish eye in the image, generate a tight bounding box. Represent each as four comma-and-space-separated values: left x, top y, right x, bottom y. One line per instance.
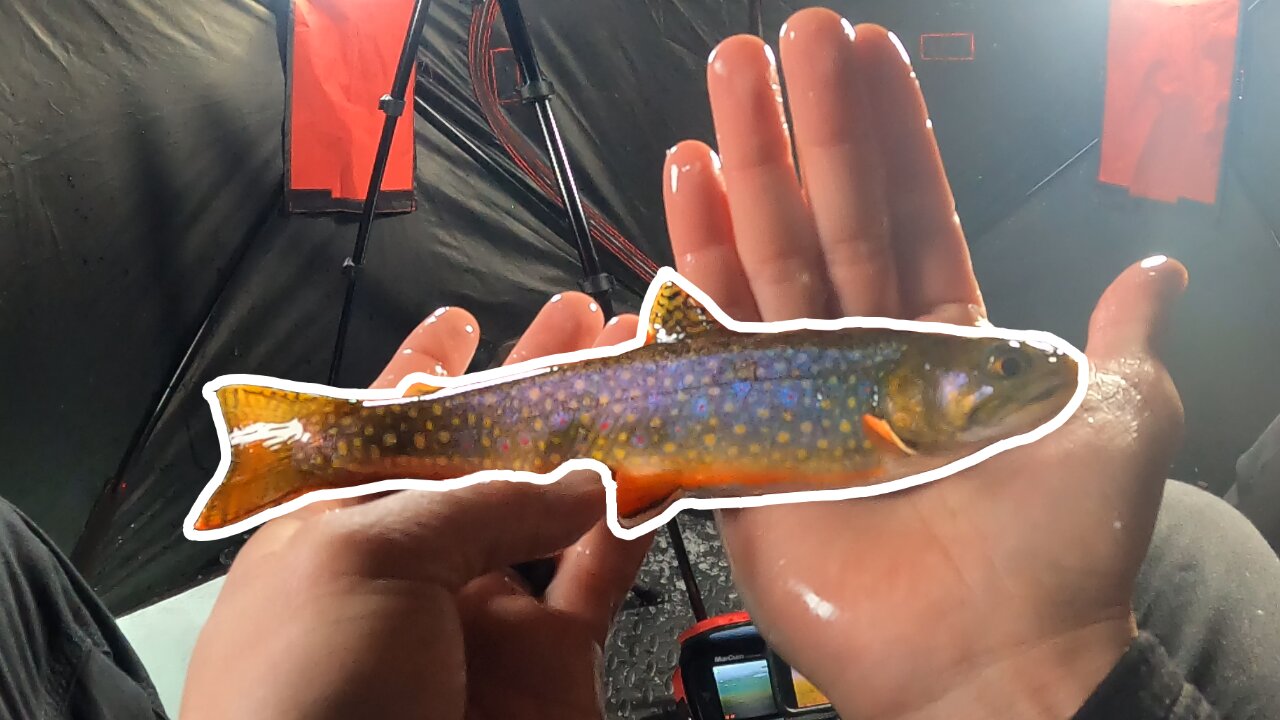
987, 346, 1027, 378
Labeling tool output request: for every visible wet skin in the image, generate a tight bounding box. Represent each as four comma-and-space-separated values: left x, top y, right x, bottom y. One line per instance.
662, 10, 1188, 720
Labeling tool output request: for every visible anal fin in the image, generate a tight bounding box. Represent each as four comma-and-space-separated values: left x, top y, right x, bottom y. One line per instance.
614, 468, 685, 527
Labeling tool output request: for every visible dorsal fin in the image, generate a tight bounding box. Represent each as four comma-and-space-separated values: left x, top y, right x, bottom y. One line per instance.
645, 273, 730, 345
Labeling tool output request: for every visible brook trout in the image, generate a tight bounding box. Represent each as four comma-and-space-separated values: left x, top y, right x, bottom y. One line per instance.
184, 268, 1087, 541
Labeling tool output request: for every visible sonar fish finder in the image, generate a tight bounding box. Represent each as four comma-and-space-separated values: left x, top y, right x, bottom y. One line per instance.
657, 514, 838, 719
669, 610, 838, 719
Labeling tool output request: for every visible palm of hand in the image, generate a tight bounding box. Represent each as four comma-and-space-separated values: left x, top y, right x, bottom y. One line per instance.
662, 11, 1188, 719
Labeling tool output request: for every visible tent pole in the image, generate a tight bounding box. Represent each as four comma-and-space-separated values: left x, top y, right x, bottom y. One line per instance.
327, 0, 435, 386
494, 0, 710, 617
494, 0, 616, 318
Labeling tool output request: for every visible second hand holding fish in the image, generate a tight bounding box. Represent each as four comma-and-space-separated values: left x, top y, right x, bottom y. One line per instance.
664, 12, 1191, 720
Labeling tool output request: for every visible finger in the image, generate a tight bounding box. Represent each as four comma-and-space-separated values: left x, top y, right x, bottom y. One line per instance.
781, 9, 900, 318
595, 314, 641, 348
1085, 255, 1189, 362
664, 140, 761, 322
371, 307, 481, 389
917, 301, 990, 327
504, 291, 605, 366
708, 34, 835, 320
545, 521, 654, 642
855, 24, 983, 318
314, 470, 606, 591
458, 570, 533, 607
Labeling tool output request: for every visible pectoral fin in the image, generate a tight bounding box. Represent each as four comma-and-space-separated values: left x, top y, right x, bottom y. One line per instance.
862, 414, 917, 457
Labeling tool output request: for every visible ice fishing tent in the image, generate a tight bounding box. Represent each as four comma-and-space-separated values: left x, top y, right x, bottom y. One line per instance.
3, 0, 1279, 624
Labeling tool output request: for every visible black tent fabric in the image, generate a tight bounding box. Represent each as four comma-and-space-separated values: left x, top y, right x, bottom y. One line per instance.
2, 0, 1278, 615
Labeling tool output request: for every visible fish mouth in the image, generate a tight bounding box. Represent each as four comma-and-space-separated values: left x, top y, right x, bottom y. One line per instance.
958, 378, 1074, 445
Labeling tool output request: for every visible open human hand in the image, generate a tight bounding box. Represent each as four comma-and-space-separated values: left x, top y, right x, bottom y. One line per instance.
181, 295, 651, 720
662, 10, 1188, 720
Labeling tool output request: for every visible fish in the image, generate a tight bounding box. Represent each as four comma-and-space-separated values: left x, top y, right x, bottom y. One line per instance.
184, 267, 1088, 541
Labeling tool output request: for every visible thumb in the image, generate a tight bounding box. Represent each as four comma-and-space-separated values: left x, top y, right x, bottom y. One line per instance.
313, 470, 606, 591
1085, 255, 1188, 361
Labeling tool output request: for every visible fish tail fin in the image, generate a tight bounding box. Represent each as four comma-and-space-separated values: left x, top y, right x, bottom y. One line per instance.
614, 469, 685, 528
191, 384, 346, 533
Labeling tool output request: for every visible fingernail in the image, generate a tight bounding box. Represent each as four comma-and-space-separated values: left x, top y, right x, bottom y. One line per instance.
665, 144, 678, 157
550, 293, 563, 303
888, 31, 912, 65
424, 306, 450, 325
840, 17, 856, 42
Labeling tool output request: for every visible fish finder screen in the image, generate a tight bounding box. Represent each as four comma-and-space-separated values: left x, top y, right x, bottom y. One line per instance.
711, 659, 778, 719
790, 667, 831, 708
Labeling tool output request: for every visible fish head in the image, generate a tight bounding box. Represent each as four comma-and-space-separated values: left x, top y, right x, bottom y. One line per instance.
881, 334, 1080, 454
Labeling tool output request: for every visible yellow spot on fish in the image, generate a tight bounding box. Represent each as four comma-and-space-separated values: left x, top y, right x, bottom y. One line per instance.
723, 401, 736, 413
757, 408, 770, 420
613, 448, 627, 461
663, 376, 674, 388
863, 440, 875, 450
383, 433, 397, 447
529, 388, 541, 400
326, 413, 337, 424
438, 431, 451, 443
375, 407, 386, 416
625, 413, 638, 423
433, 404, 443, 416
663, 442, 677, 453
797, 449, 808, 461
708, 386, 721, 396
468, 413, 477, 426
620, 370, 632, 381
452, 417, 461, 427
574, 379, 586, 391
414, 433, 427, 449
817, 438, 830, 450
734, 424, 747, 435
782, 411, 793, 422
708, 417, 718, 428
481, 437, 491, 448
847, 438, 861, 449
555, 390, 567, 402
704, 434, 717, 447
728, 446, 739, 457
337, 441, 350, 457
483, 417, 492, 429
800, 421, 813, 433
839, 419, 853, 433
408, 407, 419, 419
749, 444, 762, 454
617, 432, 628, 442
847, 397, 858, 409
544, 399, 554, 411
819, 398, 832, 410
683, 373, 695, 385
364, 426, 375, 437
777, 431, 791, 444
533, 418, 544, 431
599, 394, 610, 405
650, 417, 663, 429
369, 446, 381, 460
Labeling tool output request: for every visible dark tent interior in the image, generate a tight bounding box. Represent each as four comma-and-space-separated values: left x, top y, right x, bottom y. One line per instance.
3, 0, 1279, 715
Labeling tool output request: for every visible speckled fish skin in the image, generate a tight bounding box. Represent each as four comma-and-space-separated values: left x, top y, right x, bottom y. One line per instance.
303, 330, 901, 477
193, 277, 1079, 532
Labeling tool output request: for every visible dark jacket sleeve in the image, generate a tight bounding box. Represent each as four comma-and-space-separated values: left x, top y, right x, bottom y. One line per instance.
1073, 632, 1220, 720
